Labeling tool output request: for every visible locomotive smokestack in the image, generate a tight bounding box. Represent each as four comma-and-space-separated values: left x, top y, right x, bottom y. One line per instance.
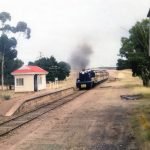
70, 43, 93, 70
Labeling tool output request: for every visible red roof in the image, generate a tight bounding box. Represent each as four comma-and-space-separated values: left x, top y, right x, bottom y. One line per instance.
11, 66, 48, 75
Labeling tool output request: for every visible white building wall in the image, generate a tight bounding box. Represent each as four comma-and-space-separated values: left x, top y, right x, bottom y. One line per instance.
14, 75, 34, 92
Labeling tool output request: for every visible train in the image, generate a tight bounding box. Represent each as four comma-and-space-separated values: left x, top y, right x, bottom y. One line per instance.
76, 69, 109, 89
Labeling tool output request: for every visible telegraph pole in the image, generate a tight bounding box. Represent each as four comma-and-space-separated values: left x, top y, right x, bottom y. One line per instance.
147, 9, 150, 56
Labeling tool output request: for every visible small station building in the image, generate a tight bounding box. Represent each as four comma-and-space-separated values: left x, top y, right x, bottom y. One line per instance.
11, 66, 48, 92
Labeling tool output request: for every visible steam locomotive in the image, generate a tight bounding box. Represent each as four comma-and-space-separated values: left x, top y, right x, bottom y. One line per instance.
76, 69, 109, 89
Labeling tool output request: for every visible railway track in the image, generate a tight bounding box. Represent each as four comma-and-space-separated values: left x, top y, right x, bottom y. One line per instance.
0, 90, 86, 137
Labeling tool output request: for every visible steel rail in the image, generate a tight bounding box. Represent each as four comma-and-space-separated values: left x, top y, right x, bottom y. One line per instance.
0, 90, 87, 137
0, 78, 108, 137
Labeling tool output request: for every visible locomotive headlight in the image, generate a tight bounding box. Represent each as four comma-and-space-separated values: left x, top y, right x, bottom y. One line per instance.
77, 79, 80, 82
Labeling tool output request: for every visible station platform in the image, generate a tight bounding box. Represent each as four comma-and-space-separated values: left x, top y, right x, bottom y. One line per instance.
0, 88, 70, 117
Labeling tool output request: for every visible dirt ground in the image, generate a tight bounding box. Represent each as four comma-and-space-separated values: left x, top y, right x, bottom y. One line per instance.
0, 70, 140, 150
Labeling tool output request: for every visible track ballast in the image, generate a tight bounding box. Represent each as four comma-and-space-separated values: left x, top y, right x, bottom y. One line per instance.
0, 90, 86, 137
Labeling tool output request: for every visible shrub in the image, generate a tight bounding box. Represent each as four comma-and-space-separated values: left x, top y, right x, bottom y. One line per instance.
3, 95, 11, 100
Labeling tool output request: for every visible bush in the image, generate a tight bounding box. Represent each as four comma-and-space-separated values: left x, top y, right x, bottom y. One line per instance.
2, 95, 11, 100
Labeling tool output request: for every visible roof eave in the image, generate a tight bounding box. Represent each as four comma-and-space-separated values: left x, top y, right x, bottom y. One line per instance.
11, 72, 48, 75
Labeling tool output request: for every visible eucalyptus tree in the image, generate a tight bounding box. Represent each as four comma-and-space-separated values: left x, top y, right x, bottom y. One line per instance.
0, 12, 31, 90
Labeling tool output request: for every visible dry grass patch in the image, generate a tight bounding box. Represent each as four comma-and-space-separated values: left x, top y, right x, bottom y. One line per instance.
123, 72, 150, 150
0, 90, 14, 101
131, 104, 150, 150
116, 70, 150, 149
0, 90, 27, 101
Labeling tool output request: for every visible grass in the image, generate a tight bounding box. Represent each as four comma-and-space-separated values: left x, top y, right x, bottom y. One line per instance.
2, 95, 11, 100
125, 74, 150, 150
0, 90, 24, 101
117, 70, 150, 149
131, 104, 150, 150
0, 90, 14, 100
0, 91, 12, 100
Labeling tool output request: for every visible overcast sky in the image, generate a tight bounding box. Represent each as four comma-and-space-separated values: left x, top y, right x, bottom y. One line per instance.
0, 0, 150, 67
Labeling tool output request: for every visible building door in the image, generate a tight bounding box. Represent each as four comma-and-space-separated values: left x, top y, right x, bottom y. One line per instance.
34, 74, 38, 91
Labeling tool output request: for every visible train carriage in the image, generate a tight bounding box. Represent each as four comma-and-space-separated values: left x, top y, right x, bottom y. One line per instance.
76, 69, 109, 89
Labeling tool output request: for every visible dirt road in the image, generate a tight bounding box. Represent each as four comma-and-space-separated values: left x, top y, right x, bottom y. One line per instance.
0, 70, 139, 150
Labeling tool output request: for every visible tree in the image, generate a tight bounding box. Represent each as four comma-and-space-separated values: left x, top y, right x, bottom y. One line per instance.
116, 59, 130, 70
29, 56, 71, 82
57, 61, 71, 80
3, 59, 24, 88
117, 19, 150, 86
0, 12, 31, 90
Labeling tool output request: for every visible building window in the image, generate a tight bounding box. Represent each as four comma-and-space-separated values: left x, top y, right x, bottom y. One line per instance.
16, 78, 24, 86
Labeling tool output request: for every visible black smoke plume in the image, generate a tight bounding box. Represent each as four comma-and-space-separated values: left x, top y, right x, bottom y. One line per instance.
70, 43, 93, 70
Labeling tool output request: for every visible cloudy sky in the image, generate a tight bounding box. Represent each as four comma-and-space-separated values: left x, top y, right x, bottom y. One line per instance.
0, 0, 150, 67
